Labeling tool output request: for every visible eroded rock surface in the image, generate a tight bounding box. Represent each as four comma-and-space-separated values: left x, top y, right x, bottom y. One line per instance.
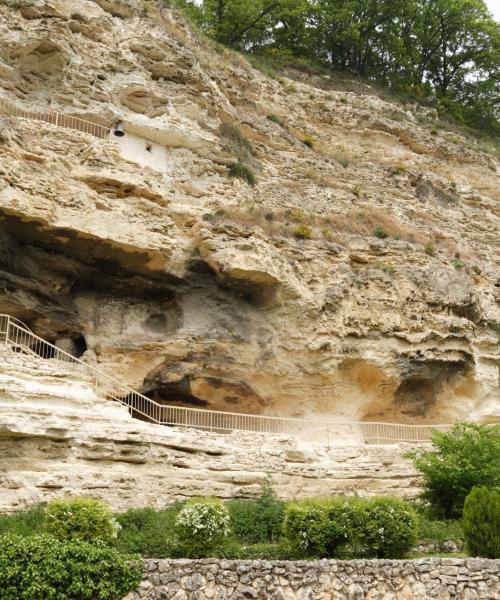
0, 0, 498, 427
0, 349, 420, 512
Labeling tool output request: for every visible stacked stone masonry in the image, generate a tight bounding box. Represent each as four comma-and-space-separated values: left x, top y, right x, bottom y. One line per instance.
127, 558, 500, 599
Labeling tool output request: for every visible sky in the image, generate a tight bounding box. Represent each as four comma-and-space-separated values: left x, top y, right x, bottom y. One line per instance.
485, 0, 500, 20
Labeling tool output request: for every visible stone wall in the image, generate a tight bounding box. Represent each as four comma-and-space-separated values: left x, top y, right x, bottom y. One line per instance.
129, 558, 500, 600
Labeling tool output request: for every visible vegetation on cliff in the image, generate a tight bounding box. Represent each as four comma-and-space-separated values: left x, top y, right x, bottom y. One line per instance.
176, 0, 499, 137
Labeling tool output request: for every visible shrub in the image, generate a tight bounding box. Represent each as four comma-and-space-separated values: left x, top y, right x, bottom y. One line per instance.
335, 153, 349, 168
293, 224, 312, 239
282, 499, 360, 558
462, 486, 500, 558
220, 122, 253, 162
282, 500, 333, 557
45, 497, 120, 545
228, 161, 256, 186
114, 505, 182, 557
374, 226, 389, 239
303, 136, 315, 148
0, 534, 142, 600
175, 498, 230, 557
267, 113, 285, 127
425, 242, 436, 256
361, 497, 418, 558
228, 475, 285, 544
0, 505, 46, 537
407, 423, 500, 518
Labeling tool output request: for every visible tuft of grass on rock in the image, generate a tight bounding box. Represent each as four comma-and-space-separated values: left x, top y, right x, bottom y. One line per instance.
267, 113, 285, 128
228, 162, 256, 186
293, 224, 312, 239
374, 226, 389, 239
303, 136, 315, 148
335, 153, 349, 168
425, 243, 436, 256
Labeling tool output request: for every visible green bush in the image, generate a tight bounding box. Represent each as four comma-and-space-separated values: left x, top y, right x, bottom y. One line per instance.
175, 498, 230, 557
407, 423, 500, 518
0, 505, 46, 537
282, 500, 332, 557
374, 226, 389, 239
228, 476, 285, 543
228, 161, 256, 186
361, 497, 418, 558
282, 498, 360, 558
462, 486, 500, 558
45, 497, 120, 545
293, 224, 312, 239
0, 534, 142, 600
113, 505, 182, 557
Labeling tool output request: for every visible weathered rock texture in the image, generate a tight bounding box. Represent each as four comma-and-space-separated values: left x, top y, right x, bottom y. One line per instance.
0, 350, 420, 512
0, 0, 498, 427
129, 558, 500, 599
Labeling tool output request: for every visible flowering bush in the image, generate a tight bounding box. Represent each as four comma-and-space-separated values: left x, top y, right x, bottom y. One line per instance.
45, 497, 121, 545
361, 497, 418, 558
175, 498, 230, 557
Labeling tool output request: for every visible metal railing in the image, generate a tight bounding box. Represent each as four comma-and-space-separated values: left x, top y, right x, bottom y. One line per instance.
0, 314, 451, 444
0, 97, 111, 139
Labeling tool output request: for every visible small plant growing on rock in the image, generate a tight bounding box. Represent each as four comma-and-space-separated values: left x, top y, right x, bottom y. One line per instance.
462, 486, 500, 558
425, 242, 436, 256
175, 498, 230, 557
45, 497, 120, 545
228, 161, 256, 186
267, 113, 285, 127
352, 185, 362, 198
293, 224, 312, 239
374, 226, 389, 239
303, 136, 315, 148
335, 153, 349, 168
340, 97, 348, 104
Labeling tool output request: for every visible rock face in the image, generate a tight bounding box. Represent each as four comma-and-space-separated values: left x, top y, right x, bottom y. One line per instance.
0, 348, 420, 512
130, 558, 500, 600
0, 0, 498, 429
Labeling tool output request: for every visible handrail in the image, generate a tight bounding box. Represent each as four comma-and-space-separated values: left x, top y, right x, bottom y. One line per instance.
0, 96, 111, 140
0, 313, 452, 444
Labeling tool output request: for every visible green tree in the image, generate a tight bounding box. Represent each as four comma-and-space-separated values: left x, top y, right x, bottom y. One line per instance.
407, 423, 500, 518
462, 486, 500, 558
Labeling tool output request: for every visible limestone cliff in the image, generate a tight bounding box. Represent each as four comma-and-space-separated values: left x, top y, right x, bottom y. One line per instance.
0, 348, 419, 511
0, 0, 498, 427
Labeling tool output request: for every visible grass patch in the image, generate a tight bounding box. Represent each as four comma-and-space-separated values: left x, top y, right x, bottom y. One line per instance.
267, 113, 285, 128
0, 505, 46, 537
228, 162, 256, 186
293, 224, 312, 239
220, 122, 253, 163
